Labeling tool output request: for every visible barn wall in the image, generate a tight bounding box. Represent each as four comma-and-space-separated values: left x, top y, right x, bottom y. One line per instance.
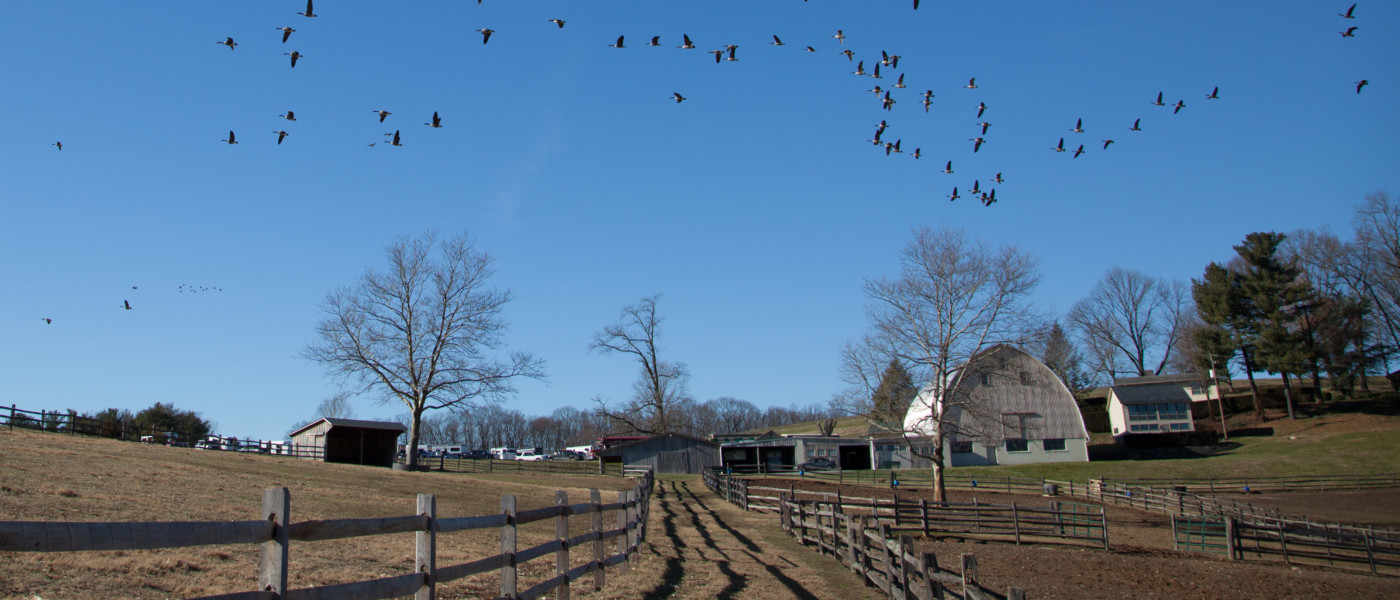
290, 420, 332, 453
619, 436, 718, 474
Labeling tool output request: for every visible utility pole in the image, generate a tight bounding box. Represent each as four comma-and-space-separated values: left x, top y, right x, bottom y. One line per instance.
1210, 365, 1229, 440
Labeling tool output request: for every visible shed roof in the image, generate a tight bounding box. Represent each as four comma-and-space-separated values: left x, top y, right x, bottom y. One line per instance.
1113, 372, 1203, 386
288, 417, 408, 438
1109, 384, 1194, 405
597, 433, 718, 456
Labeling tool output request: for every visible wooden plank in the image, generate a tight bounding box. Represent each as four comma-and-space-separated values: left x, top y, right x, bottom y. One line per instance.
283, 572, 425, 600
437, 514, 508, 533
517, 573, 568, 600
517, 539, 564, 565
516, 505, 568, 526
616, 490, 630, 576
258, 487, 290, 597
416, 494, 436, 600
501, 494, 517, 598
288, 515, 427, 541
437, 553, 511, 583
0, 520, 272, 552
591, 489, 605, 591
556, 490, 572, 600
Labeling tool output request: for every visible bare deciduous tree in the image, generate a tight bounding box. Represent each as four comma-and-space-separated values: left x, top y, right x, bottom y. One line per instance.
590, 295, 691, 434
1066, 267, 1191, 379
850, 226, 1042, 501
304, 231, 545, 468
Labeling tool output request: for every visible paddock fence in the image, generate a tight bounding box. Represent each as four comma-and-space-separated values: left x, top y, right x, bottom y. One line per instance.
0, 469, 655, 600
1171, 514, 1400, 575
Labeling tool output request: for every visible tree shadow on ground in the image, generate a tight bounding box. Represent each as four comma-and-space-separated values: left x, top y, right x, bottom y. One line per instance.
742, 550, 821, 600
676, 480, 764, 554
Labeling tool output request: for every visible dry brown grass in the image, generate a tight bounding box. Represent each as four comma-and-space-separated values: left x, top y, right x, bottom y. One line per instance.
0, 429, 639, 599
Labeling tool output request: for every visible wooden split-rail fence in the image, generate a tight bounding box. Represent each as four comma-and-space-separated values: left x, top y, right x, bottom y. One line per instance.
0, 469, 655, 600
1172, 514, 1400, 575
759, 468, 1400, 496
778, 493, 1029, 600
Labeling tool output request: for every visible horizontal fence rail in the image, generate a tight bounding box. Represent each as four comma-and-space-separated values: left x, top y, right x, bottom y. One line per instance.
1171, 515, 1400, 575
1, 470, 655, 600
422, 456, 625, 476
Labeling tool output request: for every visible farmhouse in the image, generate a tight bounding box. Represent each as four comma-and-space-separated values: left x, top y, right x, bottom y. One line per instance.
903, 344, 1091, 466
596, 433, 720, 474
288, 418, 407, 468
1106, 373, 1204, 437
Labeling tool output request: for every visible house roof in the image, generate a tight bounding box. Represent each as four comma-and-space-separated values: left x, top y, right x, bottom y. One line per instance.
1113, 372, 1204, 386
288, 417, 408, 438
597, 433, 718, 456
1109, 384, 1194, 405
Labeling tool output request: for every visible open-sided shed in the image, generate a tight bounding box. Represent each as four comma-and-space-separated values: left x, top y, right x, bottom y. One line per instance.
288, 418, 407, 468
597, 433, 718, 474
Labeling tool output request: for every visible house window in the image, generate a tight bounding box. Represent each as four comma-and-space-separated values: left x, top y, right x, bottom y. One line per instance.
951, 441, 973, 454
979, 373, 991, 386
1159, 403, 1188, 420
1128, 404, 1158, 421
1005, 439, 1029, 453
1170, 422, 1192, 431
1129, 424, 1157, 432
1019, 371, 1032, 385
1043, 438, 1066, 451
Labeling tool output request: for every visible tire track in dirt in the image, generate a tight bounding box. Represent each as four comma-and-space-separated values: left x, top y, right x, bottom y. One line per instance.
632, 478, 885, 600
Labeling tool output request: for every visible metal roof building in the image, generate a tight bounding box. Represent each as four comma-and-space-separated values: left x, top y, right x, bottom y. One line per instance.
288, 418, 407, 468
597, 433, 719, 474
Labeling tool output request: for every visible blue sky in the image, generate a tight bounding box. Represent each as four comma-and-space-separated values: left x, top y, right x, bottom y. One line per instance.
3, 1, 1396, 442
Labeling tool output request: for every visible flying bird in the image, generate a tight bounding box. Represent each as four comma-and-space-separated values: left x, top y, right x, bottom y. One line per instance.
969, 137, 986, 153
992, 172, 1004, 184
922, 97, 933, 112
964, 77, 978, 89
943, 161, 954, 174
1206, 86, 1220, 99
884, 142, 894, 156
279, 111, 296, 121
648, 36, 660, 47
969, 180, 981, 196
297, 0, 316, 17
708, 49, 723, 63
948, 187, 959, 201
911, 148, 921, 159
1340, 26, 1357, 38
771, 35, 785, 46
679, 34, 695, 49
1153, 91, 1166, 106
218, 37, 238, 50
726, 46, 738, 61
978, 122, 991, 135
426, 111, 442, 127
389, 130, 402, 147
122, 300, 132, 310
804, 46, 815, 52
841, 49, 854, 61
608, 35, 625, 48
1071, 118, 1084, 133
375, 110, 391, 122
833, 30, 845, 44
852, 61, 865, 76
222, 130, 238, 145
1130, 118, 1141, 131
1053, 137, 1065, 152
893, 73, 905, 89
1355, 79, 1368, 93
872, 63, 882, 79
52, 142, 62, 151
672, 92, 686, 103
868, 85, 883, 97
277, 26, 295, 43
477, 29, 494, 44
1073, 144, 1085, 158
982, 189, 997, 207
1340, 3, 1357, 19
42, 318, 52, 324
274, 130, 289, 144
284, 51, 302, 67
1101, 139, 1114, 149
1173, 99, 1185, 114
976, 102, 987, 118
548, 19, 565, 29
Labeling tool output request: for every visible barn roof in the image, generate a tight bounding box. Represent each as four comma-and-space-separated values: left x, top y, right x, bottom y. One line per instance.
1109, 384, 1194, 405
596, 433, 717, 456
1113, 372, 1204, 386
288, 417, 408, 438
904, 344, 1090, 442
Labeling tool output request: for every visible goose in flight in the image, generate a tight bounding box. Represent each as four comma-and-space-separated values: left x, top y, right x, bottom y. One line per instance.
922, 97, 933, 112
279, 111, 296, 121
978, 122, 991, 135
981, 189, 997, 207
1172, 99, 1185, 114
389, 130, 402, 147
872, 64, 882, 79
679, 34, 695, 49
42, 318, 52, 324
841, 49, 854, 61
477, 29, 494, 44
648, 36, 661, 47
771, 35, 785, 46
833, 30, 845, 44
969, 137, 986, 153
992, 172, 1004, 184
943, 161, 954, 174
1340, 26, 1357, 38
1355, 79, 1368, 93
222, 131, 238, 145
1073, 144, 1085, 158
1129, 118, 1141, 131
277, 27, 295, 43
297, 0, 316, 17
375, 110, 391, 122
911, 148, 921, 160
976, 102, 987, 118
1340, 3, 1357, 18
708, 49, 723, 63
285, 51, 302, 68
970, 180, 981, 196
608, 35, 625, 48
725, 46, 738, 62
1071, 118, 1084, 133
53, 142, 62, 151
548, 19, 565, 28
947, 187, 959, 201
1152, 91, 1166, 106
893, 73, 905, 89
1206, 86, 1219, 99
852, 61, 865, 76
274, 130, 289, 145
426, 111, 442, 127
1053, 137, 1065, 152
123, 300, 133, 310
805, 46, 815, 52
1101, 139, 1114, 149
964, 77, 977, 89
219, 37, 238, 50
672, 92, 686, 103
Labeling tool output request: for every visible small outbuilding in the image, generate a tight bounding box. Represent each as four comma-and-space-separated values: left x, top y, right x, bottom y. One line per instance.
288, 418, 407, 468
597, 433, 719, 474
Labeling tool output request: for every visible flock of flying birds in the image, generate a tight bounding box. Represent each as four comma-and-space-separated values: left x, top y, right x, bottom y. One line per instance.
43, 1, 1376, 208
39, 285, 223, 325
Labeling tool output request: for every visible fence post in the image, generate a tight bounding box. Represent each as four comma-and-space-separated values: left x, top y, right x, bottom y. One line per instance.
555, 490, 571, 600
960, 553, 979, 599
1365, 526, 1376, 574
416, 494, 437, 600
8, 404, 13, 430
846, 514, 859, 575
616, 490, 630, 576
590, 489, 605, 590
921, 552, 943, 600
898, 534, 912, 600
1277, 521, 1289, 565
501, 495, 518, 598
1101, 506, 1110, 550
892, 491, 900, 526
877, 522, 893, 595
258, 487, 290, 596
1224, 517, 1237, 560
920, 498, 930, 537
628, 489, 640, 569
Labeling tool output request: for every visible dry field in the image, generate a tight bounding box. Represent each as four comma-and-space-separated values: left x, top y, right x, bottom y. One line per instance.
0, 429, 639, 599
747, 478, 1400, 599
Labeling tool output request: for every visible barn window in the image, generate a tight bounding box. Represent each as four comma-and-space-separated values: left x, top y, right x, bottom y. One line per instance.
979, 373, 991, 386
1019, 371, 1032, 385
1043, 438, 1066, 451
1005, 439, 1029, 453
951, 441, 973, 454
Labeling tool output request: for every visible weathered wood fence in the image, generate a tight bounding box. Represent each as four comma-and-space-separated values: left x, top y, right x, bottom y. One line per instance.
778, 493, 1028, 600
1171, 514, 1400, 575
428, 456, 625, 476
0, 470, 655, 600
762, 468, 1400, 496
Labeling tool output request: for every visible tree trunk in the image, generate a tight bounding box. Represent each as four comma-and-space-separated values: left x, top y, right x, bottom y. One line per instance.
1282, 373, 1296, 420
1240, 347, 1263, 420
406, 408, 424, 469
1311, 370, 1323, 403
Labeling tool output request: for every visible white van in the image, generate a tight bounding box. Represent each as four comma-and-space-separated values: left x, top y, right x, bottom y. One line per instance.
490, 447, 517, 460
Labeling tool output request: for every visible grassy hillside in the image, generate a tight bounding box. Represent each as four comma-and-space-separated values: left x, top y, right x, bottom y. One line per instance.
0, 429, 638, 599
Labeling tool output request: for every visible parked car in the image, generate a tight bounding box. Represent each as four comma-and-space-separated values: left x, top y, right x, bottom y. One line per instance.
515, 449, 545, 461
798, 457, 837, 471
547, 450, 582, 461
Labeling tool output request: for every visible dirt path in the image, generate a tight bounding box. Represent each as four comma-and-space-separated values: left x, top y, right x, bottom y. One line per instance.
604, 477, 885, 600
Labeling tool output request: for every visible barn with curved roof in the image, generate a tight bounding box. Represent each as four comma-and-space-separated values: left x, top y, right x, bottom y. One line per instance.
903, 344, 1090, 467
